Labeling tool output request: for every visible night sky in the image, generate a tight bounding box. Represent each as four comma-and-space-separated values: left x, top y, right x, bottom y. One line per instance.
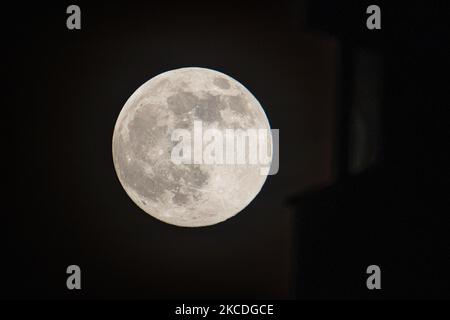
2, 1, 449, 300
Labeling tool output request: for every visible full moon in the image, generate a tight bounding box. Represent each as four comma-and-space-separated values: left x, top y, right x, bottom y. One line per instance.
112, 67, 272, 227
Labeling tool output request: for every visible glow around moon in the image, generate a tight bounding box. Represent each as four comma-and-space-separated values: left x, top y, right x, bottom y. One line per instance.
112, 67, 272, 227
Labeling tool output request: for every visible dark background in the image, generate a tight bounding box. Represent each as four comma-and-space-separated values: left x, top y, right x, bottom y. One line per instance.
2, 0, 449, 299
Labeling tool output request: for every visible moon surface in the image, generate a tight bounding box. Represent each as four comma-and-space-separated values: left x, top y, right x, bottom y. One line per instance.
112, 67, 272, 227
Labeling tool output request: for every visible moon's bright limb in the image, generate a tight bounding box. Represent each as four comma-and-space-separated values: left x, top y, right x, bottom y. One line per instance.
112, 67, 272, 227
